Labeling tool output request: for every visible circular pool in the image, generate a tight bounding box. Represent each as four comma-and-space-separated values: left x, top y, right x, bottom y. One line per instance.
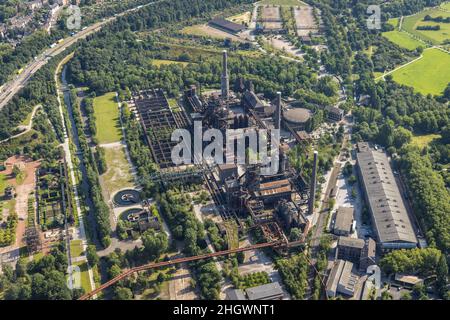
113, 189, 141, 207
119, 208, 143, 222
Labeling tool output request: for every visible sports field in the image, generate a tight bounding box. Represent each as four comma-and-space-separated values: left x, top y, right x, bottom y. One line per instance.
402, 8, 450, 44
93, 92, 122, 144
390, 48, 450, 96
382, 30, 424, 50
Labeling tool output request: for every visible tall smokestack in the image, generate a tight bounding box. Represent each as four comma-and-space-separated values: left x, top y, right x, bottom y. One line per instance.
275, 91, 282, 130
221, 50, 229, 100
308, 151, 318, 216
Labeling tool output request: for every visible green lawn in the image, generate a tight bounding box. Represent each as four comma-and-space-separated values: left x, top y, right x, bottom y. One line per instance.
102, 145, 134, 197
70, 239, 84, 258
410, 134, 442, 149
152, 59, 189, 67
402, 8, 450, 44
74, 261, 92, 293
387, 18, 399, 28
93, 92, 122, 144
391, 48, 450, 96
0, 172, 7, 194
442, 2, 450, 11
382, 30, 424, 50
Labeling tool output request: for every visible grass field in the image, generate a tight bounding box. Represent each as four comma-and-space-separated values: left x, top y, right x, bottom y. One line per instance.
152, 59, 189, 67
442, 2, 450, 11
93, 92, 122, 144
411, 134, 442, 149
102, 145, 134, 197
0, 173, 7, 194
74, 261, 92, 293
402, 8, 450, 44
259, 0, 304, 5
70, 239, 84, 258
387, 17, 400, 28
391, 48, 450, 95
382, 30, 424, 50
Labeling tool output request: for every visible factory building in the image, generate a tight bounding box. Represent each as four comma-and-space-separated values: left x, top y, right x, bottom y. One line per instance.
181, 49, 313, 245
356, 143, 417, 250
282, 108, 313, 131
209, 18, 246, 35
253, 179, 293, 205
326, 259, 359, 298
336, 236, 377, 272
276, 199, 307, 230
337, 237, 377, 272
227, 282, 285, 300
326, 105, 344, 122
333, 207, 354, 236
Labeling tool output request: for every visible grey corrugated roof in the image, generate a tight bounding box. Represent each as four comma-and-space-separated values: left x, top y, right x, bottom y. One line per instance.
334, 207, 354, 233
246, 282, 284, 300
227, 289, 247, 300
357, 147, 417, 245
338, 236, 365, 249
210, 18, 246, 33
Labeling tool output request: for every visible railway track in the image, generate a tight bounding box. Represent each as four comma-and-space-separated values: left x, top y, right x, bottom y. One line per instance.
79, 240, 284, 300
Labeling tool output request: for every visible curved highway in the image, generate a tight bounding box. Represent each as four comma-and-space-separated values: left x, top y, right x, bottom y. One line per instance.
0, 1, 158, 110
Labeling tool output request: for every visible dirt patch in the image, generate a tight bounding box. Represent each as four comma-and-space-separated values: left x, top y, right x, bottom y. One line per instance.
261, 6, 282, 22
168, 264, 198, 300
182, 24, 244, 42
0, 155, 40, 250
294, 5, 318, 35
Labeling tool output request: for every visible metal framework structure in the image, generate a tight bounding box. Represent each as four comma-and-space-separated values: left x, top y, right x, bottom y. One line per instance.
134, 89, 189, 169
79, 241, 285, 300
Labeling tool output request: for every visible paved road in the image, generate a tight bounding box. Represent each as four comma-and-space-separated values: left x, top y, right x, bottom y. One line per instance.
0, 1, 159, 110
0, 104, 41, 144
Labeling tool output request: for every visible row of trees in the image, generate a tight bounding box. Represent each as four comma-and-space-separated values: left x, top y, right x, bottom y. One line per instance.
68, 87, 111, 248
397, 147, 450, 254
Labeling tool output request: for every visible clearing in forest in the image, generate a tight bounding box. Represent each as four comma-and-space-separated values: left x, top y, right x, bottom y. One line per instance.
410, 134, 442, 150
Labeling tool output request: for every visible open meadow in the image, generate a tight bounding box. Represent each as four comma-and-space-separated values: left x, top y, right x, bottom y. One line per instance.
93, 92, 122, 144
402, 8, 450, 44
390, 48, 450, 96
382, 30, 425, 50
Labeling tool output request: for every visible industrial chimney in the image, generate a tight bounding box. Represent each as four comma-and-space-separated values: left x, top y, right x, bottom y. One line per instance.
308, 151, 318, 216
275, 91, 282, 130
221, 50, 230, 100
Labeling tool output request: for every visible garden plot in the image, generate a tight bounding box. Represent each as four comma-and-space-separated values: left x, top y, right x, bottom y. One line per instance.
0, 155, 40, 251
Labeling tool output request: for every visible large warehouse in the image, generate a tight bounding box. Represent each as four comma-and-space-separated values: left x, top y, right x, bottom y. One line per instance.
356, 143, 417, 250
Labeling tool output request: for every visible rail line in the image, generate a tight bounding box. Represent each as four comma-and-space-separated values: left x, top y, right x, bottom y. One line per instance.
79, 241, 285, 300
